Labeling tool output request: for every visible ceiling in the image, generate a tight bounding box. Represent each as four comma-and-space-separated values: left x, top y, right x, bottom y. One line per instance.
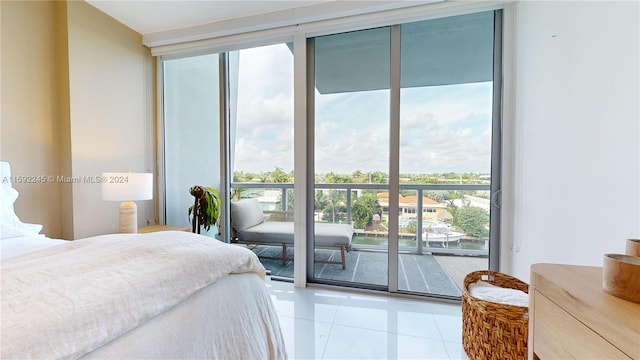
85, 1, 415, 36
85, 1, 442, 48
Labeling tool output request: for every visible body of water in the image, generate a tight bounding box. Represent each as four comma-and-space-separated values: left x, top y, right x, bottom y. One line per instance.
352, 235, 487, 251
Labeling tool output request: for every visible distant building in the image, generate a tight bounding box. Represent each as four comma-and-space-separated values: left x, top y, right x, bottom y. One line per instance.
452, 195, 490, 212
240, 189, 281, 211
376, 192, 451, 223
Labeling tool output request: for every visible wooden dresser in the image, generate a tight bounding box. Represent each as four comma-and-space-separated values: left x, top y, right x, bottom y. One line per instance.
529, 264, 640, 359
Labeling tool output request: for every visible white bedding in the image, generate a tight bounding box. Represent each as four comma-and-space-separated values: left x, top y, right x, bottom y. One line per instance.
1, 231, 287, 359
1, 234, 68, 259
83, 273, 283, 359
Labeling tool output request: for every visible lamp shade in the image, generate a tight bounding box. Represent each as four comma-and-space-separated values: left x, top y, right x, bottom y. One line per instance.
101, 172, 153, 201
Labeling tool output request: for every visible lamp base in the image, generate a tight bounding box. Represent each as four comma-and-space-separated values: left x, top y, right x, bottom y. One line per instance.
119, 201, 137, 233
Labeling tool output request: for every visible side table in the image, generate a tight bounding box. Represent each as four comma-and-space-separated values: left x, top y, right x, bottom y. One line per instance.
138, 225, 191, 233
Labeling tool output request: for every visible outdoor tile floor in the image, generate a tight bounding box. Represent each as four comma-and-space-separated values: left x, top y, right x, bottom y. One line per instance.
252, 245, 487, 297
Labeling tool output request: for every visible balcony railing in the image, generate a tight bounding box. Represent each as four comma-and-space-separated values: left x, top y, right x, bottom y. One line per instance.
230, 182, 490, 256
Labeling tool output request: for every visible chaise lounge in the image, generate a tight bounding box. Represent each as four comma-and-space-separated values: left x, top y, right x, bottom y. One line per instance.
230, 198, 353, 269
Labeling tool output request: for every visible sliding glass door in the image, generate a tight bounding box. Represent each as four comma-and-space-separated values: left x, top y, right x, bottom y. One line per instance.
313, 27, 391, 288
309, 11, 501, 298
227, 43, 295, 277
397, 12, 497, 296
159, 9, 502, 299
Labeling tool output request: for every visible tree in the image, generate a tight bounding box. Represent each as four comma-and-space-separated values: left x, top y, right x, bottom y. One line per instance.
285, 189, 295, 213
325, 172, 352, 184
322, 190, 346, 223
351, 170, 366, 183
403, 219, 417, 234
453, 206, 489, 238
425, 190, 451, 203
369, 171, 388, 184
352, 192, 382, 229
270, 167, 293, 183
233, 171, 252, 182
315, 191, 328, 212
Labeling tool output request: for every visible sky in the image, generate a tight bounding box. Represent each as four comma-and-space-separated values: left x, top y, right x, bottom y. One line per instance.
233, 43, 494, 175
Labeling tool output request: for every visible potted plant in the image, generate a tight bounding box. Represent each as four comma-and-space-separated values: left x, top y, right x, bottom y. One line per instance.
188, 185, 221, 234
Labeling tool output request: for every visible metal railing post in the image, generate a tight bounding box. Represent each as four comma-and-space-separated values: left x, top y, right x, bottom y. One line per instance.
281, 187, 287, 212
417, 189, 423, 255
346, 187, 352, 224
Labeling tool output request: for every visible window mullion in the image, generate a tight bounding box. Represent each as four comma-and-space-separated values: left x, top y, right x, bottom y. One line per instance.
388, 24, 401, 293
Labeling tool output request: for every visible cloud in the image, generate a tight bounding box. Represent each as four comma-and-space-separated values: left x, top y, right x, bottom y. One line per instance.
232, 43, 494, 175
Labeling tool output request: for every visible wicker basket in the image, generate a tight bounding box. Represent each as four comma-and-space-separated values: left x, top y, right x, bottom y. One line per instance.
462, 270, 529, 360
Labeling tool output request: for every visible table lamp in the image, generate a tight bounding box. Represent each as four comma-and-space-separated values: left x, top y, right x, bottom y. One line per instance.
102, 172, 153, 233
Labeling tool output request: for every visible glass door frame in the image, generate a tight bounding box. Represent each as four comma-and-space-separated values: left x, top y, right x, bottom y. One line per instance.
305, 10, 503, 297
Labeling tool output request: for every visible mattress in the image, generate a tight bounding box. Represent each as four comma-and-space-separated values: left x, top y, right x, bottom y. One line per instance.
238, 221, 353, 247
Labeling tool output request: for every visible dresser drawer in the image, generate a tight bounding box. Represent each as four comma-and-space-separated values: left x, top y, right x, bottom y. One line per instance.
533, 291, 630, 359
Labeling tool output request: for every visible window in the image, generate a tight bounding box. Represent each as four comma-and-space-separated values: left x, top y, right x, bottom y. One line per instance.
160, 9, 502, 299
162, 54, 220, 234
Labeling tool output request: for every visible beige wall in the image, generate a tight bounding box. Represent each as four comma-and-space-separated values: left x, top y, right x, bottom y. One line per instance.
0, 1, 154, 239
66, 1, 154, 239
1, 1, 66, 238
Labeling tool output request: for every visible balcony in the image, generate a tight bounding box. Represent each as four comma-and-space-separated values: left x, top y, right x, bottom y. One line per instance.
230, 181, 490, 298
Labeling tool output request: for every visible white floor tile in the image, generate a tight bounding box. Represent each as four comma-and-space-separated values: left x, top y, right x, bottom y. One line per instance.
321, 324, 396, 359
266, 278, 464, 360
333, 304, 394, 332
443, 341, 469, 360
433, 314, 463, 343
429, 302, 463, 317
269, 287, 342, 324
396, 311, 442, 340
332, 302, 443, 341
322, 325, 450, 360
278, 315, 332, 360
394, 334, 451, 360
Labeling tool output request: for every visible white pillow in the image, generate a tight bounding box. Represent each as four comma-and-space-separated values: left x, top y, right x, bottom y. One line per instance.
230, 198, 266, 232
1, 184, 18, 210
1, 185, 43, 239
1, 222, 43, 239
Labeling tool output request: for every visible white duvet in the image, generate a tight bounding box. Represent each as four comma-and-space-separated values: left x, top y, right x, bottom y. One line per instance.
1, 231, 276, 359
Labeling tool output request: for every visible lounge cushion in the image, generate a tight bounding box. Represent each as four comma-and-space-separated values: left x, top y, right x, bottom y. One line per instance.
230, 199, 266, 232
237, 221, 352, 248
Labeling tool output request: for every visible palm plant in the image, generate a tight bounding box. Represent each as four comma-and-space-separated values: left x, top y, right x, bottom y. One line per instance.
188, 185, 221, 234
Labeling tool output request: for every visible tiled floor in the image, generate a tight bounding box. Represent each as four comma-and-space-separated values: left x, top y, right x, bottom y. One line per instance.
266, 277, 469, 360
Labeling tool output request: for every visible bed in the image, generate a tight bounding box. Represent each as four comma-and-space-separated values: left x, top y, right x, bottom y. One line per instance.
230, 198, 353, 269
0, 162, 287, 359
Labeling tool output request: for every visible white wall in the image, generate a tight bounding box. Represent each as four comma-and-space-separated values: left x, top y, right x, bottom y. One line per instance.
66, 2, 154, 238
509, 1, 639, 281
